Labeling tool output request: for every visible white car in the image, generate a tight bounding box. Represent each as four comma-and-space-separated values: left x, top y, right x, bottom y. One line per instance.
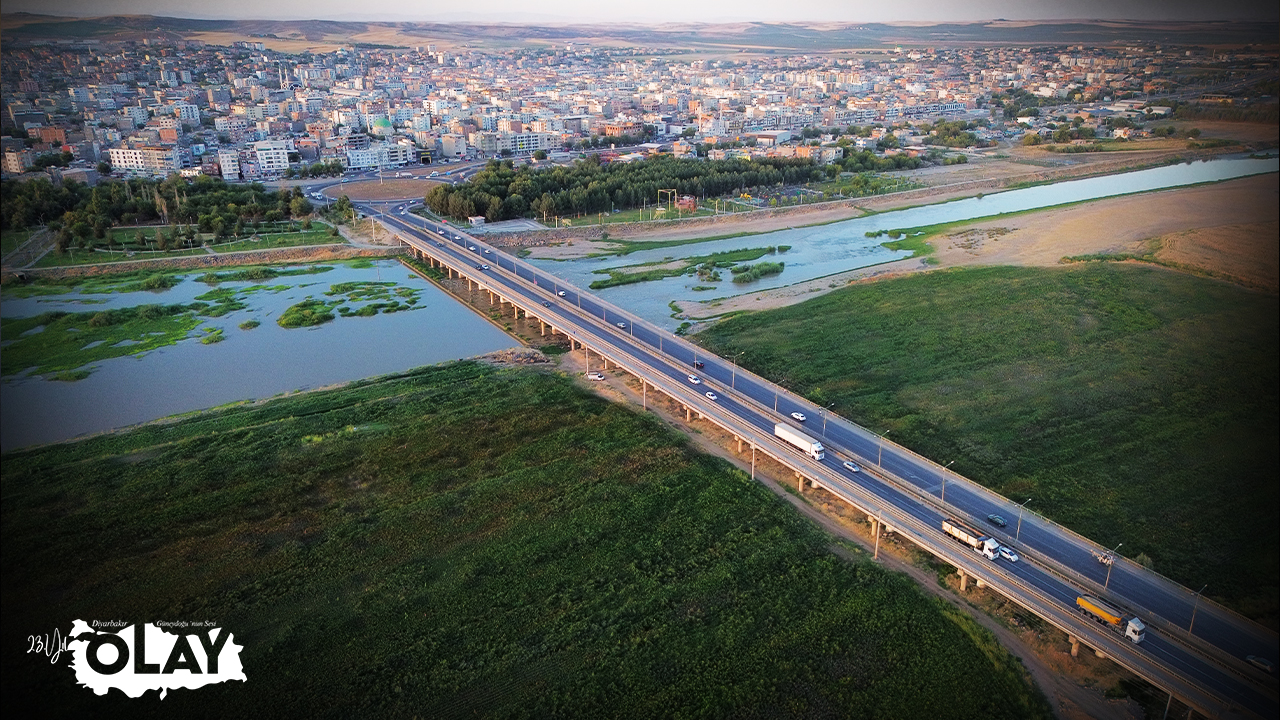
615, 322, 627, 329
705, 391, 718, 401
998, 546, 1020, 563
586, 371, 605, 381
469, 245, 479, 251
557, 291, 567, 297
687, 375, 701, 385
1247, 655, 1275, 673
481, 264, 490, 270
842, 461, 860, 473
483, 249, 492, 254
790, 412, 807, 422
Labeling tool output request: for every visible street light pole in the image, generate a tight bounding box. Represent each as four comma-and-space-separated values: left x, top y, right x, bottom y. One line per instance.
1015, 498, 1032, 544
1105, 542, 1123, 589
820, 402, 836, 438
877, 430, 892, 468
940, 460, 955, 506
732, 351, 745, 390
1190, 584, 1208, 634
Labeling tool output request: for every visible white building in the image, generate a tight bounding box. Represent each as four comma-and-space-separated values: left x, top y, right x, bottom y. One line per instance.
252, 140, 290, 175
122, 106, 150, 126
172, 103, 200, 122
344, 142, 413, 170
217, 151, 241, 180
108, 146, 180, 176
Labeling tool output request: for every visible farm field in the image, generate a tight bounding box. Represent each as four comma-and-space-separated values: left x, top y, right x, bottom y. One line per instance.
1, 362, 1050, 719
696, 263, 1280, 625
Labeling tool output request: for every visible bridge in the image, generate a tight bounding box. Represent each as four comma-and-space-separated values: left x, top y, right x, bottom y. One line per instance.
370, 204, 1278, 719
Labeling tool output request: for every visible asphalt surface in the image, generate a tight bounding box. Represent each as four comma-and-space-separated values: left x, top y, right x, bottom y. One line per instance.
370, 202, 1278, 718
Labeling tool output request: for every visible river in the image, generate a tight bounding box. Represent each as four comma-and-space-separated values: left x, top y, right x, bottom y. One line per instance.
527, 155, 1279, 328
1, 259, 518, 450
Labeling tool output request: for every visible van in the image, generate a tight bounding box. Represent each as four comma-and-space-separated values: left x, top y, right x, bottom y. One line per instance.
586, 372, 605, 381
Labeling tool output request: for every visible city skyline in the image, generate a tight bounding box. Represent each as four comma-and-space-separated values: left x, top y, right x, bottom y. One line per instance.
6, 0, 1278, 23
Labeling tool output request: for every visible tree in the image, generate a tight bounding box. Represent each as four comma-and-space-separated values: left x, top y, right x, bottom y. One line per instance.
290, 197, 314, 217
533, 150, 547, 160
97, 161, 112, 176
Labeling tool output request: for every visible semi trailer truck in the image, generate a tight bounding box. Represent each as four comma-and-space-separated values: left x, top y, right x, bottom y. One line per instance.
773, 423, 824, 461
942, 518, 1000, 560
1076, 594, 1146, 644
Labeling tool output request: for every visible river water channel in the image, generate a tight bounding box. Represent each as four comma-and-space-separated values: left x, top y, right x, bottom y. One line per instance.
1, 259, 518, 450
528, 155, 1279, 328
3, 156, 1276, 450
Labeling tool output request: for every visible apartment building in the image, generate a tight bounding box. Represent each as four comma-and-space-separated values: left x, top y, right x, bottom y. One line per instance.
107, 146, 180, 176
252, 140, 290, 175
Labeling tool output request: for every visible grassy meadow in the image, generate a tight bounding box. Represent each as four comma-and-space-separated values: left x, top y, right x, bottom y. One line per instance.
696, 264, 1279, 624
1, 362, 1050, 719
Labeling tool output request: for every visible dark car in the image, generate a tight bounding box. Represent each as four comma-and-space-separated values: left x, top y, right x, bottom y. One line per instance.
986, 514, 1008, 528
693, 361, 705, 369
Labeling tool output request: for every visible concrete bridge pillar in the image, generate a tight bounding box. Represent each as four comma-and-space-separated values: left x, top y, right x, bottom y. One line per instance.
959, 570, 969, 593
467, 278, 473, 291
540, 321, 546, 336
1095, 649, 1107, 659
976, 578, 986, 589
735, 436, 742, 453
796, 473, 805, 493
685, 406, 692, 422
489, 291, 494, 305
1069, 635, 1080, 657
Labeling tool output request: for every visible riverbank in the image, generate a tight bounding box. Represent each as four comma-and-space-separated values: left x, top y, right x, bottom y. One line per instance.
675, 171, 1278, 319
508, 141, 1264, 259
3, 244, 402, 283
1, 257, 515, 450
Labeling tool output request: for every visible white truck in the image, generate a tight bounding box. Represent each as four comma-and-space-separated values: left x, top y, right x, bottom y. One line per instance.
774, 423, 824, 461
942, 518, 1000, 560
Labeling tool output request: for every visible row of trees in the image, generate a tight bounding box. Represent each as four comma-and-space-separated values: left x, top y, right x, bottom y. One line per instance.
424, 155, 830, 222
283, 160, 347, 179
2, 173, 316, 233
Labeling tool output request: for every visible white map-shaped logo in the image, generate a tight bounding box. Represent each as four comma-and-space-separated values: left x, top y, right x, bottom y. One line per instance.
67, 620, 246, 699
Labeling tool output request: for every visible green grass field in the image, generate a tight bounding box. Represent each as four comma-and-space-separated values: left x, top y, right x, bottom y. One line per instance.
697, 264, 1279, 624
1, 228, 36, 257
1, 362, 1050, 719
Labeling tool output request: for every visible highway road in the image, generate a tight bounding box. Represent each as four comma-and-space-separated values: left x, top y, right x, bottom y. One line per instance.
371, 203, 1278, 717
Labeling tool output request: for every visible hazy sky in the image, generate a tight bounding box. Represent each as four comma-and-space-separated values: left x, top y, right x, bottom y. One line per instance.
7, 0, 1278, 23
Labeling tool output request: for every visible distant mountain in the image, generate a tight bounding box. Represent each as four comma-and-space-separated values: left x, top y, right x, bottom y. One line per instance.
2, 13, 1276, 48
